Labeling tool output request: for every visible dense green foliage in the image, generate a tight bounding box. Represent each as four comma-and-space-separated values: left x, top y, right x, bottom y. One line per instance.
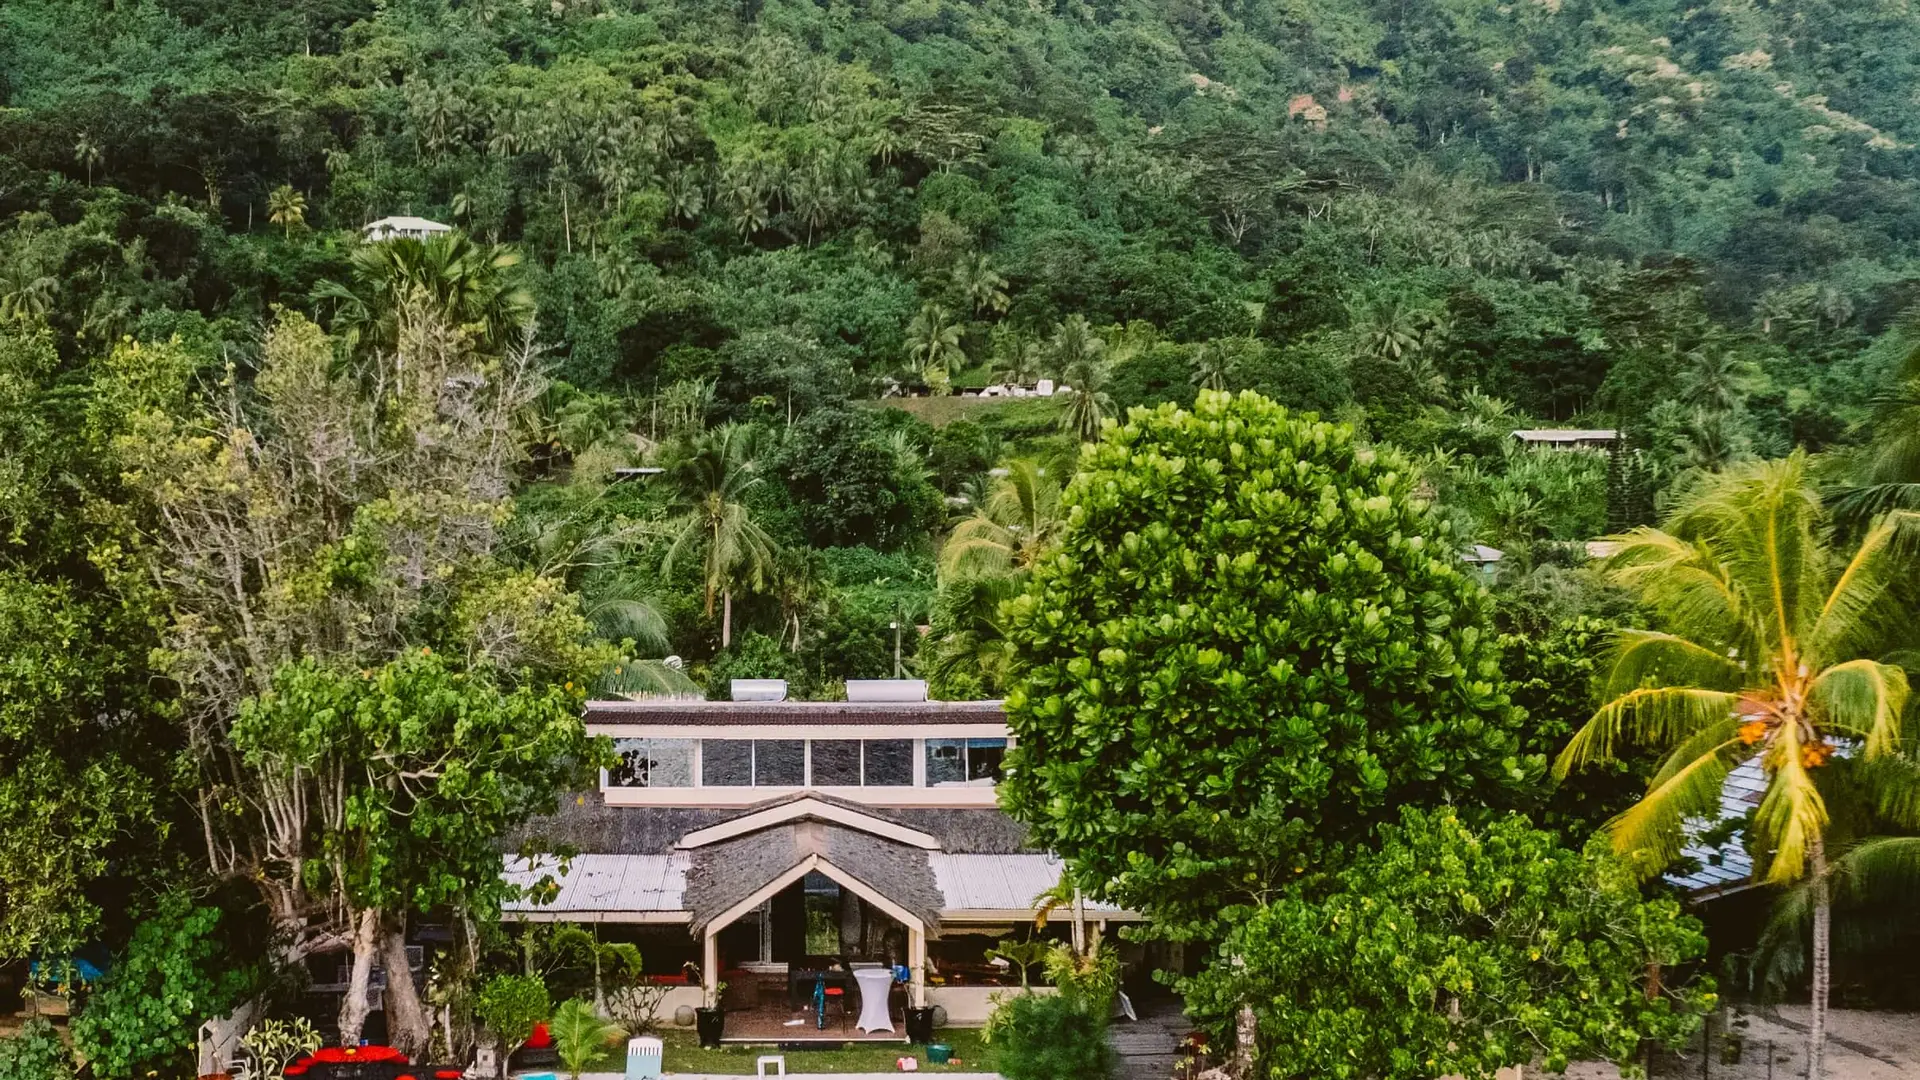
1187, 808, 1712, 1080
0, 1020, 75, 1080
1000, 391, 1533, 937
985, 991, 1117, 1080
70, 892, 261, 1080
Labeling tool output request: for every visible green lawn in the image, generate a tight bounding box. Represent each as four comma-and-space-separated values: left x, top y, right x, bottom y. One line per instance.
589, 1028, 996, 1075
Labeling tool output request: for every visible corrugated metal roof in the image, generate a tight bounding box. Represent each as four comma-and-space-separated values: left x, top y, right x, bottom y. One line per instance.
929, 854, 1124, 914
502, 853, 690, 914
1666, 757, 1764, 895
585, 699, 1006, 726
1512, 429, 1618, 442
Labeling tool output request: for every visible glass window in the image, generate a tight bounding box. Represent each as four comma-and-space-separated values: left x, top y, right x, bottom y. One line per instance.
811, 740, 862, 786
925, 739, 966, 786
863, 740, 914, 786
702, 739, 753, 787
756, 740, 805, 786
926, 738, 1006, 787
608, 738, 694, 788
966, 738, 1007, 783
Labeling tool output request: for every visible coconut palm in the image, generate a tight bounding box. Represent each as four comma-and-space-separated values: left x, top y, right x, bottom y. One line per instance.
1556, 454, 1920, 1079
952, 253, 1009, 316
312, 231, 534, 355
1679, 345, 1758, 414
939, 459, 1062, 578
1190, 342, 1232, 393
1058, 356, 1112, 443
660, 423, 781, 647
1830, 335, 1920, 532
268, 184, 307, 238
73, 133, 102, 187
905, 301, 965, 393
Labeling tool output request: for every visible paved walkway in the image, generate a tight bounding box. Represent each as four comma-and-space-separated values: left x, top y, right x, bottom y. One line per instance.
1110, 998, 1190, 1080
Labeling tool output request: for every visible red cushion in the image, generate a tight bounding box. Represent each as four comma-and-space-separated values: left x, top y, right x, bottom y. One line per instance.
526, 1022, 553, 1049
824, 987, 844, 996
435, 1072, 463, 1079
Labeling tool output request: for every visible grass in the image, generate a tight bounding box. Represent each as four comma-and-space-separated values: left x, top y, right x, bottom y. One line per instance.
584, 1027, 997, 1075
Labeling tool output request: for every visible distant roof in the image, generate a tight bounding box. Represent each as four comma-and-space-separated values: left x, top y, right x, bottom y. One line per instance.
363, 215, 452, 237
1461, 544, 1505, 564
1667, 757, 1766, 898
585, 698, 1006, 726
503, 852, 689, 920
1512, 429, 1618, 443
1585, 539, 1624, 560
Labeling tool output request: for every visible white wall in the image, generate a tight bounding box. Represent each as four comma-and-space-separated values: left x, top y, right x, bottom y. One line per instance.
925, 985, 1056, 1027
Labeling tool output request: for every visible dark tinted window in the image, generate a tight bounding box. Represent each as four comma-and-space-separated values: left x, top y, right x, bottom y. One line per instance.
864, 740, 914, 786
702, 740, 753, 786
812, 740, 862, 785
756, 740, 805, 786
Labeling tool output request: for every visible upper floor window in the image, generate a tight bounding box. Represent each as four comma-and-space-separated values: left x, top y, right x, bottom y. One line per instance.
702, 739, 804, 787
609, 738, 695, 788
926, 738, 1007, 787
811, 739, 914, 787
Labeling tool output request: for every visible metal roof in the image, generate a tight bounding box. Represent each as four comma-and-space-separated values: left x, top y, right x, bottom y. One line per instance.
1512, 428, 1618, 442
502, 853, 689, 917
584, 698, 1007, 726
929, 854, 1128, 916
1666, 757, 1765, 896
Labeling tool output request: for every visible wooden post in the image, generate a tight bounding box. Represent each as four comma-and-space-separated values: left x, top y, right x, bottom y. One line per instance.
703, 929, 720, 1007
909, 927, 926, 1008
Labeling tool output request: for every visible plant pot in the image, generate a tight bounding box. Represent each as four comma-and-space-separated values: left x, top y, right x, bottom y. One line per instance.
905, 1006, 936, 1044
695, 1006, 725, 1048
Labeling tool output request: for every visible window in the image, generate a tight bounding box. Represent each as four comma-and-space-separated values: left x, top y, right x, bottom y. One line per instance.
609, 738, 694, 788
926, 738, 1007, 787
701, 739, 804, 787
808, 740, 912, 786
811, 740, 863, 786
702, 740, 754, 787
863, 740, 914, 786
756, 740, 804, 786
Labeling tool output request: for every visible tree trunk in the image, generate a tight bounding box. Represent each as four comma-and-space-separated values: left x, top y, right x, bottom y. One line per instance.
1230, 1003, 1256, 1078
381, 915, 431, 1058
1808, 835, 1831, 1080
337, 908, 381, 1046
722, 590, 733, 648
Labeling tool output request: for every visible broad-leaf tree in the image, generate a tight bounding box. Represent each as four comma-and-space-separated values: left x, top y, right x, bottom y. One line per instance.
1188, 808, 1712, 1080
1001, 390, 1534, 941
1556, 453, 1920, 1079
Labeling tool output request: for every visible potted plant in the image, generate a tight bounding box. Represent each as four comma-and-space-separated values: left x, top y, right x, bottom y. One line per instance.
694, 977, 726, 1048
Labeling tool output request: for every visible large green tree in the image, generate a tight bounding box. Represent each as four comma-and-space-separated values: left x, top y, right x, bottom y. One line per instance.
1188, 808, 1711, 1080
1000, 390, 1535, 940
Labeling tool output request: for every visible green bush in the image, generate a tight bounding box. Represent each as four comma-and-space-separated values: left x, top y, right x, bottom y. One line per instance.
0, 1019, 75, 1080
476, 973, 551, 1059
987, 992, 1115, 1080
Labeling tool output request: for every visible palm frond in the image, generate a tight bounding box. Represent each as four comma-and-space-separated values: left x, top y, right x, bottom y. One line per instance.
1600, 528, 1745, 650
1756, 722, 1830, 883
1603, 724, 1743, 876
1809, 658, 1909, 759
1830, 835, 1920, 904
1556, 687, 1741, 778
1807, 510, 1920, 665
1600, 629, 1744, 699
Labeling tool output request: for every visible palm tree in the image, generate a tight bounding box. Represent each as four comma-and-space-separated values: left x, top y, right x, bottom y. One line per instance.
1830, 334, 1920, 531
1556, 455, 1920, 1079
939, 459, 1062, 578
1679, 345, 1758, 414
549, 997, 625, 1080
1058, 356, 1113, 443
993, 336, 1046, 388
905, 301, 965, 394
312, 232, 534, 354
1048, 314, 1104, 373
268, 184, 307, 238
952, 254, 1009, 316
1190, 342, 1231, 393
73, 133, 102, 187
661, 424, 781, 647
0, 262, 55, 326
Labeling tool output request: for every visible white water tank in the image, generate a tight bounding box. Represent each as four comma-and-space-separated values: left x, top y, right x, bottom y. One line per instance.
846, 679, 928, 703
731, 679, 788, 702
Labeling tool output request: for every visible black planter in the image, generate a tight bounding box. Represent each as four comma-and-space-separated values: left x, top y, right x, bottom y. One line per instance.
905, 1006, 936, 1044
695, 1006, 725, 1048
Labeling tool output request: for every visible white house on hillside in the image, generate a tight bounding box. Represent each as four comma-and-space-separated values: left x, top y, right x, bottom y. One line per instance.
363, 216, 453, 242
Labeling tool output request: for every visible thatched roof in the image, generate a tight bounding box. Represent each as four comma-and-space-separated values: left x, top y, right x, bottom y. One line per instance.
683, 822, 945, 934
509, 795, 1036, 856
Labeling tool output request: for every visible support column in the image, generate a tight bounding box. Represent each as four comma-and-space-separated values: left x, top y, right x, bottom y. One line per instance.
703, 929, 720, 1007
908, 927, 926, 1008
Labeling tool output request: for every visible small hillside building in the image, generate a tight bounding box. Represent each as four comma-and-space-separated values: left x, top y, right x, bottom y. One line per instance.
363, 216, 453, 242
1511, 428, 1618, 451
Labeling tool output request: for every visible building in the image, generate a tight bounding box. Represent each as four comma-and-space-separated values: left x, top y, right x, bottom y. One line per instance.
362, 216, 454, 242
500, 679, 1143, 1037
1511, 428, 1618, 451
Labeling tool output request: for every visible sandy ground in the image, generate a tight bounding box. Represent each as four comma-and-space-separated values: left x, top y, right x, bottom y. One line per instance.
1562, 1007, 1920, 1080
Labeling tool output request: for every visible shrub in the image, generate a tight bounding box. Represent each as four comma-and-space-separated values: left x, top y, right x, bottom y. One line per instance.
0, 1019, 75, 1080
987, 992, 1115, 1080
